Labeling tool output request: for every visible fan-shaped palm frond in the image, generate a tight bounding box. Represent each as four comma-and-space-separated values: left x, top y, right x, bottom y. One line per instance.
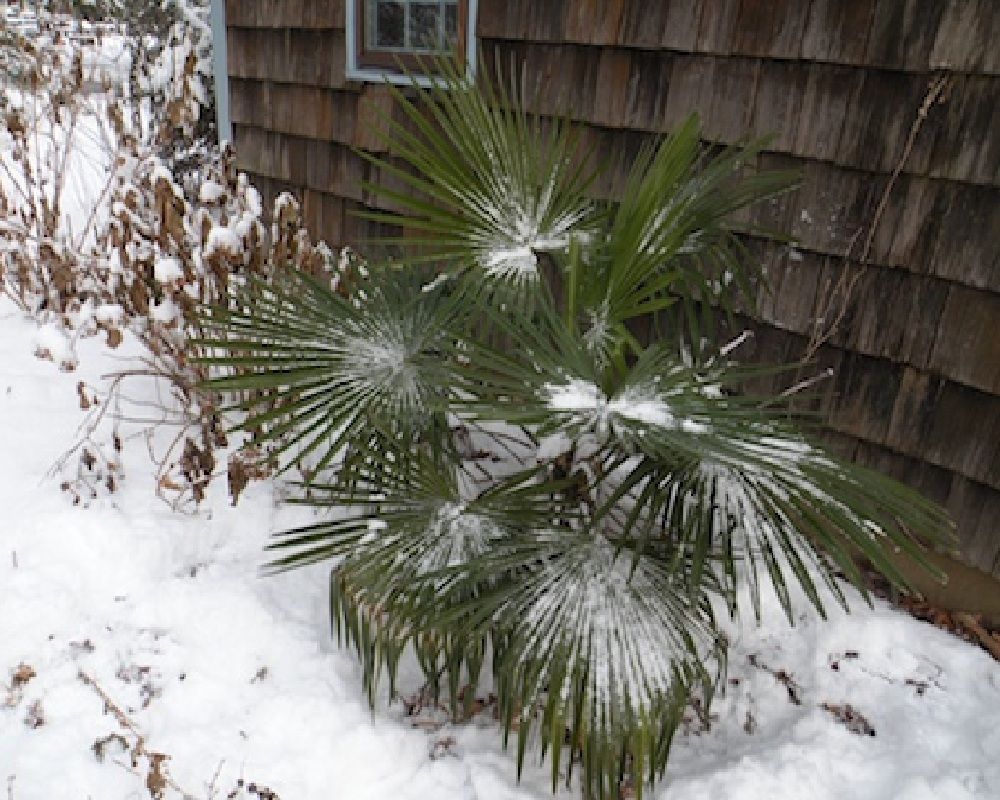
460, 303, 950, 630
196, 267, 465, 476
576, 117, 797, 355
199, 58, 953, 800
654, 439, 952, 621
449, 530, 718, 797
267, 451, 575, 707
357, 56, 603, 295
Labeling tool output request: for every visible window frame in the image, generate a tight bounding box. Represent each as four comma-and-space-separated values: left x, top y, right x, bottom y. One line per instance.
346, 0, 478, 85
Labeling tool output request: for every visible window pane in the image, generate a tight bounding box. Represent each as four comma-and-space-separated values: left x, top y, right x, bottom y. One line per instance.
360, 0, 464, 65
409, 3, 439, 51
373, 1, 405, 49
444, 3, 458, 45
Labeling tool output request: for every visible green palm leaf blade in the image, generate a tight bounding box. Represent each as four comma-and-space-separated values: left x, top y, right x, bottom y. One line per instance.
462, 305, 951, 625
356, 55, 604, 292
651, 435, 951, 623
583, 116, 797, 354
269, 451, 579, 713
190, 54, 956, 799
196, 267, 467, 476
435, 528, 718, 798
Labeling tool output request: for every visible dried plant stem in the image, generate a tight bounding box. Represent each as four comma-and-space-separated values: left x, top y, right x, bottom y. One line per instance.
799, 74, 950, 367
780, 367, 835, 398
954, 613, 1000, 662
46, 373, 126, 479
78, 670, 143, 737
205, 760, 226, 800
78, 670, 194, 799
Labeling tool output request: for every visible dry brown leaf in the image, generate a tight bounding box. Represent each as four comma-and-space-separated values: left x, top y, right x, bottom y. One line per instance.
820, 702, 876, 736
12, 663, 36, 687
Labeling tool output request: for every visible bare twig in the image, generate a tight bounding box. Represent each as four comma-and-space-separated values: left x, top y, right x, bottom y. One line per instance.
780, 367, 835, 398
954, 612, 1000, 662
78, 670, 195, 799
799, 74, 950, 367
205, 760, 226, 800
45, 373, 127, 479
78, 670, 143, 737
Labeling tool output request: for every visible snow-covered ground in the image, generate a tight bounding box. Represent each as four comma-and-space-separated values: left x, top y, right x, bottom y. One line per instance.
1, 297, 998, 799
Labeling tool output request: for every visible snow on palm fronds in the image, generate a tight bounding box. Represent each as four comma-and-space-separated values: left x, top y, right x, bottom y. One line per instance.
543, 377, 711, 440
470, 175, 592, 285
354, 57, 600, 294
200, 268, 465, 475
507, 533, 713, 703
200, 62, 953, 800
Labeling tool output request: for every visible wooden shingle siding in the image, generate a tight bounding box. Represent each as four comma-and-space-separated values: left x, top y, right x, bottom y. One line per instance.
226, 0, 344, 29
479, 0, 1000, 75
722, 315, 1000, 490
483, 44, 999, 186
228, 27, 348, 87
225, 0, 1000, 578
230, 79, 359, 142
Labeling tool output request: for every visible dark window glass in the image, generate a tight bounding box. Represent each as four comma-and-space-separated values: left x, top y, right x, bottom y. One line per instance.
374, 1, 404, 48
444, 3, 458, 45
359, 0, 464, 68
409, 3, 439, 50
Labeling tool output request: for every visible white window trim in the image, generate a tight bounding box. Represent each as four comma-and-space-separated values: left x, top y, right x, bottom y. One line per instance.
346, 0, 478, 86
210, 0, 232, 142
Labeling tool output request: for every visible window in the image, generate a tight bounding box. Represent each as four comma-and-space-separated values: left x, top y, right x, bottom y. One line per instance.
347, 0, 477, 84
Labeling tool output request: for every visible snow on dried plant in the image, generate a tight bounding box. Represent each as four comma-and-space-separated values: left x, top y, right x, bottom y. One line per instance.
1, 5, 333, 508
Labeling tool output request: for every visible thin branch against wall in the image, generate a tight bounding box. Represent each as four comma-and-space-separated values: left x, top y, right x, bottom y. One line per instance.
799, 73, 951, 368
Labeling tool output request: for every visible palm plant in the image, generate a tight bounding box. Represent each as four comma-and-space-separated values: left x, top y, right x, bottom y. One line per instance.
197, 61, 952, 799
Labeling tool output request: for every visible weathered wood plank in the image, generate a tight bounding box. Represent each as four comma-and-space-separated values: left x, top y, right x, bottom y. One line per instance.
792, 64, 864, 164
715, 313, 1000, 490
478, 0, 1000, 74
837, 263, 951, 373
930, 0, 997, 74
865, 0, 946, 72
927, 285, 1000, 396
704, 56, 760, 142
626, 50, 673, 130
886, 369, 1000, 488
695, 0, 739, 55
923, 180, 1000, 291
845, 437, 1000, 577
658, 1, 705, 51
228, 27, 348, 89
748, 249, 976, 392
301, 189, 345, 246
753, 156, 1000, 292
836, 69, 927, 176
617, 0, 671, 49
233, 125, 365, 202
748, 59, 805, 151
225, 0, 344, 30
828, 350, 902, 448
563, 0, 625, 45
925, 76, 1000, 185
230, 79, 357, 143
944, 476, 1000, 578
779, 0, 873, 64
733, 0, 810, 59
591, 48, 632, 128
658, 54, 716, 134
354, 85, 396, 153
